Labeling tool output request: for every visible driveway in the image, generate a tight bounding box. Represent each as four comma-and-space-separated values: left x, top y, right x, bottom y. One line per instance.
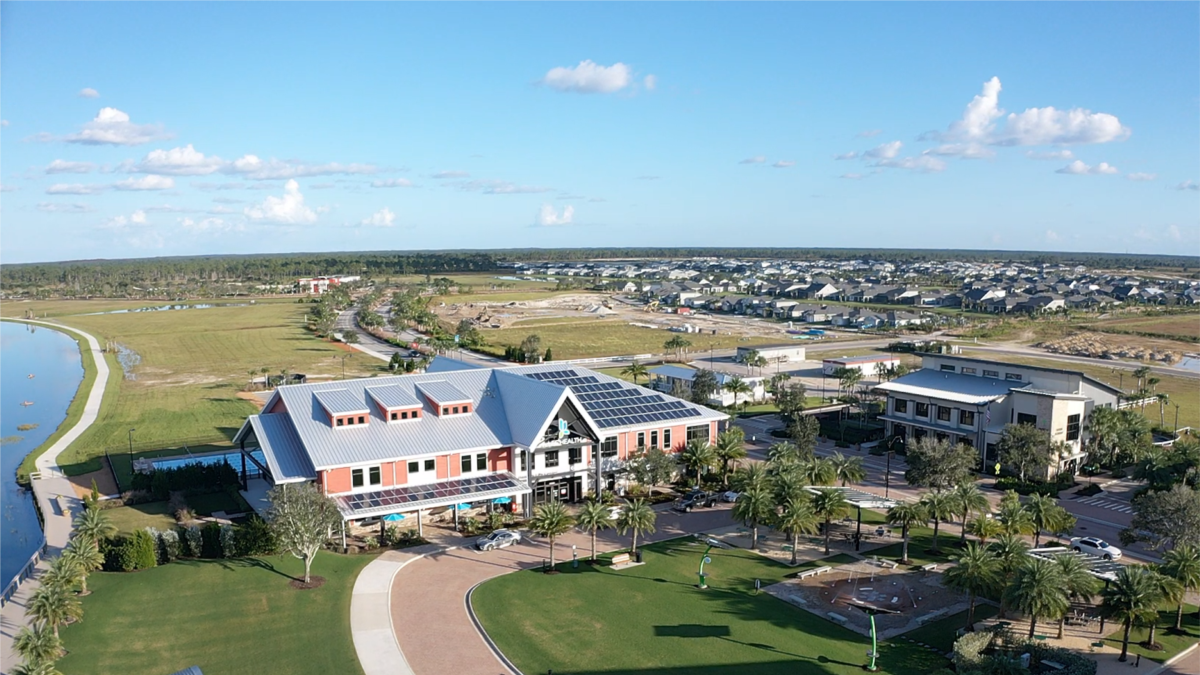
388, 504, 737, 675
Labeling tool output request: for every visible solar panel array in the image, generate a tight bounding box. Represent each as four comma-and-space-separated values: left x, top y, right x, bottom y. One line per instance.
528, 368, 703, 429
336, 473, 524, 516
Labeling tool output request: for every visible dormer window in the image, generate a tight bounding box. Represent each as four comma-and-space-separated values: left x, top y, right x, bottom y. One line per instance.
416, 381, 473, 417
314, 389, 370, 429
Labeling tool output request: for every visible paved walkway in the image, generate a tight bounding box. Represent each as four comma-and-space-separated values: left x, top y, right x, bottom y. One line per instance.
0, 321, 110, 674
348, 503, 737, 675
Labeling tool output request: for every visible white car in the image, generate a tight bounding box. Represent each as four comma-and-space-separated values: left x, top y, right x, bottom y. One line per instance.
721, 491, 740, 503
1070, 536, 1122, 560
476, 528, 522, 551
606, 505, 624, 520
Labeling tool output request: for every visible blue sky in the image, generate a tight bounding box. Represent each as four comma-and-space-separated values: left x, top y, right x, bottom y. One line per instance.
2, 2, 1197, 263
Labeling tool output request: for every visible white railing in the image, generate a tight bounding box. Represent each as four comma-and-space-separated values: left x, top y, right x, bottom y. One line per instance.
1, 536, 48, 608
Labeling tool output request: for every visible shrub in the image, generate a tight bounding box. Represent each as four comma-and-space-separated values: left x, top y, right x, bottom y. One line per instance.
459, 517, 482, 536
131, 460, 239, 495
130, 529, 158, 570
486, 511, 506, 532
200, 522, 223, 558
158, 528, 181, 563
362, 536, 378, 550
219, 524, 236, 558
150, 471, 170, 501
184, 525, 202, 557
233, 516, 277, 556
102, 536, 137, 572
168, 491, 189, 518
952, 629, 992, 670
120, 489, 156, 506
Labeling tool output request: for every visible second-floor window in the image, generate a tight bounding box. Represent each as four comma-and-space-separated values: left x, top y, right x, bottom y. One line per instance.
1066, 414, 1081, 441
937, 406, 952, 422
663, 428, 672, 448
477, 452, 487, 471
915, 402, 929, 418
983, 369, 1000, 378
352, 465, 382, 489
650, 431, 659, 449
686, 424, 710, 444
601, 438, 618, 457
636, 432, 646, 448
544, 451, 560, 468
569, 448, 582, 465
940, 364, 956, 372
461, 454, 473, 474
1017, 412, 1037, 427
893, 398, 908, 413
959, 410, 975, 426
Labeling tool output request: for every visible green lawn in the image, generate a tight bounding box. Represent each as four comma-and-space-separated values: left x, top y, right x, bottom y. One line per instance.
472, 538, 949, 675
900, 605, 999, 654
1103, 604, 1199, 663
59, 552, 370, 675
480, 320, 796, 360
103, 501, 177, 535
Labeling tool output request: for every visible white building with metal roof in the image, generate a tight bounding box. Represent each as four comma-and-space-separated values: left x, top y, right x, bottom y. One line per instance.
233, 358, 727, 526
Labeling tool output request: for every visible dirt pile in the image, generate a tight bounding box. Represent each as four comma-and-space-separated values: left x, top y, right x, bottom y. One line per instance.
1038, 332, 1181, 364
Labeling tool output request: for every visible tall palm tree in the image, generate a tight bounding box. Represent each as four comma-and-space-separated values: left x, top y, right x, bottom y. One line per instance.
72, 508, 116, 549
679, 439, 717, 487
1103, 565, 1165, 662
1161, 545, 1200, 631
920, 491, 956, 553
829, 452, 866, 487
887, 501, 927, 564
713, 428, 746, 487
12, 623, 62, 669
775, 497, 820, 565
1024, 494, 1060, 547
1052, 554, 1101, 639
1005, 558, 1070, 639
1145, 569, 1183, 649
529, 501, 575, 569
27, 584, 82, 638
40, 556, 84, 596
1157, 393, 1170, 429
62, 540, 104, 595
726, 376, 753, 410
733, 483, 775, 550
616, 499, 656, 555
996, 491, 1035, 536
951, 483, 990, 544
621, 360, 649, 385
767, 441, 803, 467
772, 468, 808, 507
967, 515, 1003, 546
991, 533, 1031, 619
12, 662, 65, 675
810, 488, 851, 555
944, 542, 1001, 631
575, 500, 615, 563
797, 458, 837, 487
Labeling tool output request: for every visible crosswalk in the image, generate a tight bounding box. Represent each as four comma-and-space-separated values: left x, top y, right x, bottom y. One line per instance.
1075, 496, 1134, 514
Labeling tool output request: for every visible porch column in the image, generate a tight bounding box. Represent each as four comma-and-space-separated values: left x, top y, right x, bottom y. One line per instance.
594, 444, 603, 500
524, 449, 534, 518
239, 438, 248, 491
340, 519, 346, 553
417, 509, 424, 538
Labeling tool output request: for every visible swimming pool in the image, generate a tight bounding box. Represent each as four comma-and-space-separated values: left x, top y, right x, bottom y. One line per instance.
153, 449, 266, 474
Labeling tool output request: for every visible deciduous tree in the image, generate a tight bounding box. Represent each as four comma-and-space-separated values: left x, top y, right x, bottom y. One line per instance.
265, 482, 341, 584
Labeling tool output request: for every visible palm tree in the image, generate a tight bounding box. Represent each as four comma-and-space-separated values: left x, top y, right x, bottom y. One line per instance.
663, 335, 692, 361
836, 367, 863, 401
62, 540, 104, 595
713, 428, 746, 487
12, 623, 62, 668
73, 508, 116, 548
920, 491, 956, 553
679, 439, 717, 487
1004, 558, 1070, 639
1024, 494, 1067, 548
732, 483, 775, 550
887, 501, 927, 564
621, 360, 649, 385
810, 488, 851, 555
996, 491, 1035, 536
1052, 554, 1101, 639
797, 458, 837, 487
772, 468, 808, 507
967, 515, 1003, 546
529, 501, 575, 570
829, 452, 866, 487
991, 533, 1031, 619
776, 497, 821, 565
12, 662, 64, 675
767, 441, 803, 466
41, 556, 84, 595
944, 542, 1001, 631
726, 376, 753, 410
1157, 393, 1170, 429
1145, 569, 1183, 649
1103, 566, 1165, 661
616, 499, 656, 555
575, 500, 615, 563
27, 584, 82, 638
1161, 545, 1200, 631
952, 483, 990, 544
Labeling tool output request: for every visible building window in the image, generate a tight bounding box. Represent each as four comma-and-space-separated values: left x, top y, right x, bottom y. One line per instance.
424, 459, 435, 472
650, 431, 659, 449
401, 411, 409, 420
390, 412, 398, 421
959, 410, 975, 426
463, 404, 470, 413
408, 461, 419, 474
453, 406, 460, 414
601, 438, 618, 457
1017, 412, 1037, 427
937, 406, 952, 422
461, 454, 472, 474
476, 453, 487, 471
337, 417, 344, 427
637, 432, 646, 448
1005, 373, 1023, 381
961, 367, 977, 375
894, 398, 908, 414
518, 451, 527, 472
569, 448, 582, 465
347, 416, 355, 426
983, 369, 1000, 378
940, 364, 956, 372
1066, 414, 1081, 441
915, 402, 929, 418
368, 466, 381, 486
545, 451, 560, 468
358, 416, 365, 425
442, 407, 450, 415
663, 428, 671, 449
686, 424, 710, 444
352, 468, 364, 488
936, 433, 949, 443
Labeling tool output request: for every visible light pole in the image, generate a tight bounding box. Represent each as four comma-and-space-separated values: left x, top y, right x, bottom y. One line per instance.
696, 537, 718, 589
341, 353, 352, 380
128, 428, 136, 458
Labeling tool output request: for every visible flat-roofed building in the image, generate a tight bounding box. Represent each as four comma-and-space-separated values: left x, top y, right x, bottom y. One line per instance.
736, 343, 806, 364
822, 354, 900, 377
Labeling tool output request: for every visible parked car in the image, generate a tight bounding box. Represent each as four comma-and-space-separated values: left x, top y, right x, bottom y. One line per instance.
673, 490, 718, 513
606, 503, 625, 520
476, 528, 522, 551
1069, 536, 1122, 560
721, 491, 740, 503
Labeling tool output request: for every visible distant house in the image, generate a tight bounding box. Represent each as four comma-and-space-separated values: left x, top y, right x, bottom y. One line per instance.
648, 365, 767, 407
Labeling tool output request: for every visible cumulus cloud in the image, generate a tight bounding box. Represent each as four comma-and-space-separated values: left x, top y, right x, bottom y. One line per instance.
1173, 180, 1199, 192
536, 204, 574, 226
739, 156, 767, 165
114, 175, 175, 191
541, 60, 632, 94
459, 179, 552, 194
432, 170, 470, 179
1026, 149, 1075, 161
370, 178, 414, 188
643, 74, 657, 91
64, 108, 171, 146
772, 160, 795, 168
46, 183, 106, 195
1045, 229, 1062, 242
37, 202, 94, 213
856, 129, 882, 138
223, 155, 376, 180
101, 210, 149, 229
244, 179, 317, 224
180, 216, 239, 233
1126, 173, 1157, 182
834, 152, 859, 161
359, 207, 396, 227
923, 143, 994, 159
46, 160, 95, 174
863, 141, 903, 160
135, 144, 224, 175
873, 155, 947, 173
1055, 160, 1118, 175
78, 88, 100, 98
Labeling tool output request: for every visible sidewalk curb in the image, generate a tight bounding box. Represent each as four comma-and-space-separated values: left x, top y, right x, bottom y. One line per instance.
1144, 642, 1199, 675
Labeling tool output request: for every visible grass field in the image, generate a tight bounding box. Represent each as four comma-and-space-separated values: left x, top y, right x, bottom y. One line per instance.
58, 552, 370, 675
1085, 313, 1200, 341
472, 538, 949, 675
481, 320, 795, 360
104, 501, 177, 534
1103, 604, 1199, 663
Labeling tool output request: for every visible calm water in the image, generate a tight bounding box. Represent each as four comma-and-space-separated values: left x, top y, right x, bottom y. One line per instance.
1, 321, 84, 588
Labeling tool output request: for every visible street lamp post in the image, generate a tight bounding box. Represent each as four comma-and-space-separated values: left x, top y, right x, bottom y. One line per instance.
696, 537, 718, 589
884, 448, 893, 499
128, 428, 136, 458
341, 353, 351, 380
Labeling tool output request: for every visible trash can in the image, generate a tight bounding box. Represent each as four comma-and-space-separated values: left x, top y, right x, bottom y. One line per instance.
635, 549, 643, 563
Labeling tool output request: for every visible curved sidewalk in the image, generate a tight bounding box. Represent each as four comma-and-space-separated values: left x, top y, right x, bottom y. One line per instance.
0, 320, 111, 674
348, 504, 736, 675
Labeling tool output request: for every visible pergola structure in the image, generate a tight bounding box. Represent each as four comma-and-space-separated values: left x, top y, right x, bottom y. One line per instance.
804, 486, 898, 551
1027, 546, 1122, 582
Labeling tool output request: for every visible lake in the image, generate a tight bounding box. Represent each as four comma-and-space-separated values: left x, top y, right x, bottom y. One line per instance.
1, 321, 84, 588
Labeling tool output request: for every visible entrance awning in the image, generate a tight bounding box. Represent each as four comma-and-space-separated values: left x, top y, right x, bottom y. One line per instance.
334, 472, 530, 520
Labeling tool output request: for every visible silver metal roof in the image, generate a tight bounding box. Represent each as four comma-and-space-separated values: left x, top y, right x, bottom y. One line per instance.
249, 413, 317, 483
416, 380, 473, 405
313, 388, 370, 416
804, 486, 897, 509
874, 369, 1025, 406
366, 384, 421, 409
1028, 546, 1121, 582
494, 370, 572, 448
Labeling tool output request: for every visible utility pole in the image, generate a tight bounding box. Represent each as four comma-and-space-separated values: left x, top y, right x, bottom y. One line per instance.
128, 428, 137, 459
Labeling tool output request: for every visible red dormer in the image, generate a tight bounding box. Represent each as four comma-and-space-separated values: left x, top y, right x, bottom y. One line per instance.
366, 385, 423, 423
313, 389, 371, 429
416, 381, 474, 417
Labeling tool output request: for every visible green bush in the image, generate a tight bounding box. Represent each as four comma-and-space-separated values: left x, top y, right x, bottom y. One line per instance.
130, 529, 158, 570
234, 516, 277, 556
201, 522, 223, 558
994, 475, 1076, 496
102, 536, 136, 572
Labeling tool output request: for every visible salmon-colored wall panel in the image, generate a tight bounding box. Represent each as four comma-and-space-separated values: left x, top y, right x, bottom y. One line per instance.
323, 468, 352, 494
268, 398, 288, 414
449, 454, 462, 478
436, 456, 449, 480
489, 448, 511, 472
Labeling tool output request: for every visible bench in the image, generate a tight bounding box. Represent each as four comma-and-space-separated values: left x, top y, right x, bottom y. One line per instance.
611, 553, 631, 567
797, 566, 832, 579
920, 563, 938, 572
1041, 660, 1065, 670
879, 560, 899, 569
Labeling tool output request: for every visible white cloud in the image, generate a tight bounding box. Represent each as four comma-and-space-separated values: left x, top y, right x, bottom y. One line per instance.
1167, 225, 1183, 241
536, 204, 574, 226
643, 74, 657, 91
1173, 180, 1200, 192
739, 156, 766, 165
923, 143, 994, 159
179, 216, 238, 233
1, 120, 9, 127
873, 155, 947, 173
541, 60, 632, 94
432, 171, 469, 179
370, 178, 414, 188
101, 210, 149, 229
244, 180, 317, 224
46, 183, 106, 195
360, 207, 396, 227
944, 76, 1005, 143
223, 155, 376, 180
309, 183, 336, 189
78, 88, 100, 98
863, 141, 903, 160
211, 196, 244, 204
459, 179, 552, 194
834, 152, 859, 161
840, 173, 864, 180
208, 206, 238, 214
136, 144, 224, 175
1055, 160, 1118, 175
0, 183, 19, 192
193, 182, 246, 191
37, 202, 94, 213
856, 129, 882, 138
64, 108, 171, 146
114, 175, 175, 191
1045, 229, 1062, 242
772, 160, 795, 168
1025, 149, 1075, 161
1126, 173, 1157, 182
46, 160, 95, 174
